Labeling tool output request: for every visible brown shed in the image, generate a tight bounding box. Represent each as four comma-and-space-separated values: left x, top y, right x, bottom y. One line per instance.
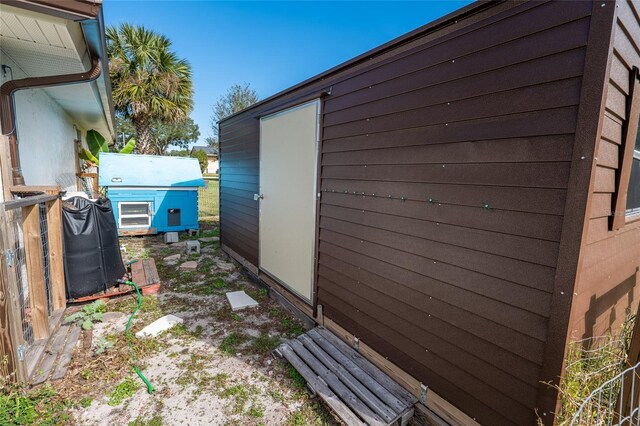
218, 1, 640, 424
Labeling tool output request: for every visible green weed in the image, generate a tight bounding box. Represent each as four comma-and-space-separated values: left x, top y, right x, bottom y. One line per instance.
219, 332, 248, 356
108, 377, 140, 406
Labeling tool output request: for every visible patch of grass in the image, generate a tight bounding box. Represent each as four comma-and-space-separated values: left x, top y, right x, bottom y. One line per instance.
79, 397, 93, 408
212, 278, 226, 289
219, 332, 249, 356
269, 308, 305, 336
231, 312, 241, 321
286, 364, 307, 390
250, 333, 281, 354
248, 402, 265, 418
0, 379, 71, 426
220, 384, 250, 414
175, 352, 216, 393
128, 415, 163, 426
108, 377, 140, 406
286, 401, 336, 425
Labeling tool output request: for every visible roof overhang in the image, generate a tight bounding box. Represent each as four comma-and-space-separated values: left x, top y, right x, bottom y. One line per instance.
0, 0, 115, 139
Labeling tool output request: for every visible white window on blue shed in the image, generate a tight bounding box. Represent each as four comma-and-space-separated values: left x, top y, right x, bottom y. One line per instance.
119, 202, 151, 228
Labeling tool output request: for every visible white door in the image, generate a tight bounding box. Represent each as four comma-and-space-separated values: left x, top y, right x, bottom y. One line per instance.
259, 100, 320, 303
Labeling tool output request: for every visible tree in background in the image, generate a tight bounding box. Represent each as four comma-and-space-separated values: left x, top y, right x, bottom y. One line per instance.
107, 24, 194, 154
209, 83, 259, 149
191, 149, 208, 173
115, 115, 199, 155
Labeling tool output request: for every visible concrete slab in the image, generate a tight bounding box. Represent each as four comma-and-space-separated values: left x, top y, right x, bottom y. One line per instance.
163, 254, 181, 265
199, 237, 220, 243
226, 291, 259, 311
180, 261, 198, 271
136, 315, 184, 338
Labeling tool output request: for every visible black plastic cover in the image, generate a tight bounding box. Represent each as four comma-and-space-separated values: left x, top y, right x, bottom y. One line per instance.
62, 197, 126, 299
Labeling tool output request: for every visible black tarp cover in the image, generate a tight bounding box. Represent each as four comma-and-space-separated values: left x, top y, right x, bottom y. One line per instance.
62, 197, 126, 299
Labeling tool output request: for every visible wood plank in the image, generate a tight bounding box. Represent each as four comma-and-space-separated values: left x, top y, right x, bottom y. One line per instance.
316, 327, 417, 407
51, 325, 80, 380
22, 204, 48, 340
278, 343, 366, 426
30, 324, 69, 385
0, 136, 14, 202
142, 259, 160, 286
306, 328, 407, 413
118, 228, 157, 236
0, 204, 22, 381
288, 339, 387, 426
131, 260, 146, 287
45, 198, 65, 310
298, 334, 398, 422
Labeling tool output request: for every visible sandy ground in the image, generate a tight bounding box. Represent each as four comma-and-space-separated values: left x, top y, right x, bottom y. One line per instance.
49, 223, 338, 426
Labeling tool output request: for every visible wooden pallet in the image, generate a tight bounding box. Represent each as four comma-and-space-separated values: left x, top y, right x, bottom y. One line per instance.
276, 327, 417, 426
30, 323, 81, 384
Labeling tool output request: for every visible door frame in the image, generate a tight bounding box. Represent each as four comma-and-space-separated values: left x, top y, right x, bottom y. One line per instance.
258, 99, 322, 306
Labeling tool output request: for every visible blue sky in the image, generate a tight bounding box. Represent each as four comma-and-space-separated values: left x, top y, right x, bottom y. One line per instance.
103, 1, 472, 146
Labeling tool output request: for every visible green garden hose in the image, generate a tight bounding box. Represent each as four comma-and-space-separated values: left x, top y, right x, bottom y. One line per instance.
118, 279, 155, 394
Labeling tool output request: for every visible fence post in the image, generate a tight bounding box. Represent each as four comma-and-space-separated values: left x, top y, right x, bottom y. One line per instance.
0, 204, 27, 381
21, 204, 48, 340
44, 192, 65, 311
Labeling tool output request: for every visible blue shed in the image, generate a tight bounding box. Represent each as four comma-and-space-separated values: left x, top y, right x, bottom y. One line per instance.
98, 153, 205, 235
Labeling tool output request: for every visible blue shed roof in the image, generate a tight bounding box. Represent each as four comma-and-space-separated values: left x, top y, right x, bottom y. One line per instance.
98, 153, 205, 187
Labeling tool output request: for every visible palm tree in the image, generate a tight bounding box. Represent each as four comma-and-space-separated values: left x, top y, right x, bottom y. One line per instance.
106, 24, 193, 154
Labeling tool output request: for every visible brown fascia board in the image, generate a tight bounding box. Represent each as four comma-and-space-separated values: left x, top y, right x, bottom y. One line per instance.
219, 0, 502, 123
1, 0, 102, 21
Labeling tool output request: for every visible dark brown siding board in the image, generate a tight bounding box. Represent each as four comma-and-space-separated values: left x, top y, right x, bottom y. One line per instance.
219, 206, 258, 233
602, 113, 623, 142
321, 216, 555, 294
319, 236, 552, 320
318, 252, 546, 370
219, 111, 260, 267
322, 162, 571, 189
318, 276, 539, 412
597, 139, 620, 168
318, 253, 543, 382
321, 204, 559, 268
536, 0, 617, 421
328, 1, 590, 99
610, 53, 632, 94
322, 106, 579, 152
321, 179, 567, 216
321, 292, 527, 426
321, 192, 564, 243
325, 33, 588, 116
606, 81, 628, 120
323, 78, 582, 140
322, 135, 575, 166
318, 234, 548, 343
326, 74, 582, 132
325, 47, 587, 125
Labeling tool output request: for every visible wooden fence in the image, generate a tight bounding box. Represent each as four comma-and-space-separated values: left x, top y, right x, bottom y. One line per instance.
0, 187, 66, 382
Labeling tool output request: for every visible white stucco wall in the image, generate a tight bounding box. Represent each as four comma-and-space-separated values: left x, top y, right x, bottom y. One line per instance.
12, 88, 84, 193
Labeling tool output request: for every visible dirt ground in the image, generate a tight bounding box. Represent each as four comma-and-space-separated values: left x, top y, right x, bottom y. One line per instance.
49, 220, 339, 426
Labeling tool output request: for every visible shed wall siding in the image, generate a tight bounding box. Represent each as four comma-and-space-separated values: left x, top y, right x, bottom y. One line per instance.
568, 0, 640, 345
220, 2, 595, 424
